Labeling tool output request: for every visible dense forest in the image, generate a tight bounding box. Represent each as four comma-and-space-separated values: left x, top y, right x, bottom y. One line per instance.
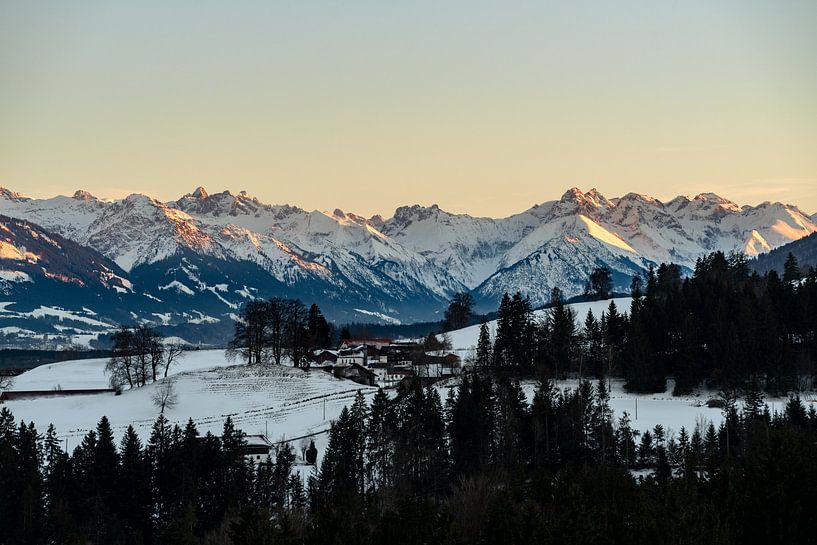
480, 251, 817, 394
3, 376, 817, 544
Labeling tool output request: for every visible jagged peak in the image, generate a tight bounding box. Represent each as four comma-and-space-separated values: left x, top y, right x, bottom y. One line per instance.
559, 187, 585, 202
693, 192, 734, 204
185, 186, 210, 199
584, 187, 613, 207
122, 192, 164, 207
691, 192, 741, 212
618, 192, 663, 206
558, 187, 617, 209
0, 187, 29, 201
72, 189, 96, 201
391, 203, 445, 222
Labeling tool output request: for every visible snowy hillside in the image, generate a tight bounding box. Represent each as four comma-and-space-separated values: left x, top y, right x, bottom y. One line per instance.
0, 185, 814, 346
3, 350, 378, 454
4, 348, 810, 466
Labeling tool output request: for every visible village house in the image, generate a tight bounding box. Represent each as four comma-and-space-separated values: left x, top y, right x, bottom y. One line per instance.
339, 338, 392, 350
314, 338, 461, 389
330, 362, 376, 386
337, 347, 366, 366
312, 349, 338, 365
241, 435, 274, 462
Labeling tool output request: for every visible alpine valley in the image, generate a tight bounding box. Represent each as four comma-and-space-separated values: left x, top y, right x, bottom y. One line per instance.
0, 186, 814, 348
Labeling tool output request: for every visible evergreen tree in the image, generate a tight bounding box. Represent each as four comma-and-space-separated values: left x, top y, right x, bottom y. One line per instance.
547, 287, 577, 378
784, 252, 801, 283
475, 321, 493, 369
493, 293, 513, 368
443, 292, 475, 331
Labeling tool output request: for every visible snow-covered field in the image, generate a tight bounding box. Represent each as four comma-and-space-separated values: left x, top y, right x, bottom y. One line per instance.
3, 312, 815, 459
3, 350, 377, 455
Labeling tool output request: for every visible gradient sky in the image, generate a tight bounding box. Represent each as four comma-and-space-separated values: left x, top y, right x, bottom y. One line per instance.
1, 0, 816, 217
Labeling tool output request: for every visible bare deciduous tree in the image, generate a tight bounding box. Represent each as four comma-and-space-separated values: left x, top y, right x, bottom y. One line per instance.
152, 379, 178, 414
228, 298, 315, 367
0, 374, 13, 400
298, 437, 311, 461
163, 343, 186, 378
107, 325, 183, 390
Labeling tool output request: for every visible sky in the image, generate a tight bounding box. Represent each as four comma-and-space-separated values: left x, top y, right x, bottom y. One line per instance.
1, 0, 816, 218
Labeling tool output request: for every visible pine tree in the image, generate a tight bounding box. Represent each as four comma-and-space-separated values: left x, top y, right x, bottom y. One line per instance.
118, 425, 151, 543
493, 293, 513, 367
366, 389, 395, 491
271, 444, 296, 511
349, 391, 368, 497
615, 412, 638, 467
547, 287, 577, 378
623, 306, 662, 393
637, 430, 654, 468
784, 252, 801, 283
703, 423, 719, 478
475, 322, 492, 369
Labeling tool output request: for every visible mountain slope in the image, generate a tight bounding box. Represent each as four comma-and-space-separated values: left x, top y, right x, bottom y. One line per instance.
750, 232, 817, 275
0, 185, 813, 345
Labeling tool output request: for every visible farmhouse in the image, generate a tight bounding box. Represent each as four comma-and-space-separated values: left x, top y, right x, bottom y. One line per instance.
339, 338, 392, 350
329, 362, 376, 387
242, 435, 273, 462
312, 349, 338, 365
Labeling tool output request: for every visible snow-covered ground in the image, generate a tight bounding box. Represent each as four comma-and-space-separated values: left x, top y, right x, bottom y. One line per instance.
3, 342, 814, 462
3, 350, 377, 456
9, 349, 235, 391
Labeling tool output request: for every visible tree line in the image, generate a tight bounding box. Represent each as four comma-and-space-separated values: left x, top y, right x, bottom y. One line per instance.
228, 300, 332, 367
106, 325, 186, 391
4, 375, 817, 544
474, 252, 817, 394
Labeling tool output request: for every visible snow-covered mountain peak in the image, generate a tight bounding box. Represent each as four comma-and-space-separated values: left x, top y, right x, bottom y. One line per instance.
559, 187, 588, 203
0, 187, 30, 202
71, 190, 97, 202
0, 184, 814, 324
691, 192, 741, 212
389, 203, 449, 227
190, 186, 209, 199
617, 192, 664, 208
551, 187, 612, 219
584, 187, 614, 208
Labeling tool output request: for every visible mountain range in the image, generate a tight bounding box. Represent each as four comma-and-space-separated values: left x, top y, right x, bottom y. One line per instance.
0, 186, 814, 347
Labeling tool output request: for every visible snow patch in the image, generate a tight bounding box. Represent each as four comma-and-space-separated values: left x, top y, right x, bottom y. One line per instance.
0, 270, 32, 283
159, 280, 195, 296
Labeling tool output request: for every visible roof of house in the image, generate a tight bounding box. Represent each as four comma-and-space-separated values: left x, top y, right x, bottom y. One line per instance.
244, 435, 273, 448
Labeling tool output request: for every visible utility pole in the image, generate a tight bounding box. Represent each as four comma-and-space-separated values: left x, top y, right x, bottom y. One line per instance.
323, 397, 326, 420
635, 397, 638, 420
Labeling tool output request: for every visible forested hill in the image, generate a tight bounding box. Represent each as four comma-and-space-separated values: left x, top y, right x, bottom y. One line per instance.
751, 231, 817, 275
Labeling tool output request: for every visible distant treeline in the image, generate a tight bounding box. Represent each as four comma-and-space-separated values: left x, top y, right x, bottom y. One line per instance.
0, 349, 110, 371
337, 292, 630, 342
751, 231, 817, 275
3, 374, 817, 544
473, 251, 817, 394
